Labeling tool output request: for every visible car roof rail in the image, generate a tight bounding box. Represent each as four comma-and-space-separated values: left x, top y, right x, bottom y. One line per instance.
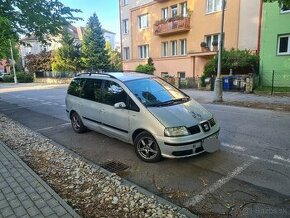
76, 72, 117, 79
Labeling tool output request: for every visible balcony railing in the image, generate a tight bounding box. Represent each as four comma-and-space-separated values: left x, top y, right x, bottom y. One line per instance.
154, 17, 190, 36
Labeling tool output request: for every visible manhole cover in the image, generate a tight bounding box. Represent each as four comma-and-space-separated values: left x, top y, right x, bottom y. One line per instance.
100, 161, 129, 173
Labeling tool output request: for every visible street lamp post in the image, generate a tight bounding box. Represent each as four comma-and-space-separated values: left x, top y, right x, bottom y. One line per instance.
213, 0, 226, 102
9, 39, 18, 84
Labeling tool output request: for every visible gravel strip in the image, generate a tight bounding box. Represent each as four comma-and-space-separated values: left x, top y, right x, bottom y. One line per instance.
0, 113, 189, 218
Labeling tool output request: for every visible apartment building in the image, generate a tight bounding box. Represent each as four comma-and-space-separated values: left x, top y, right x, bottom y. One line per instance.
120, 0, 261, 79
260, 2, 290, 87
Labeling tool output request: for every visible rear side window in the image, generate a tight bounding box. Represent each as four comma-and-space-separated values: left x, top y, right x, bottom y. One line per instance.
67, 78, 85, 97
81, 79, 103, 102
102, 81, 127, 106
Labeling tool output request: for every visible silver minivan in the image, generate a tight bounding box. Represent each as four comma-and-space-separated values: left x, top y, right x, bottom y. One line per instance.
65, 72, 220, 162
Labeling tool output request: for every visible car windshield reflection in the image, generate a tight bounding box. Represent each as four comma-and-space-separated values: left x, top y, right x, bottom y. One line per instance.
125, 78, 189, 107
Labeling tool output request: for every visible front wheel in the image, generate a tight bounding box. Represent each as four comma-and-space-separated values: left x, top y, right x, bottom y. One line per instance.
70, 112, 87, 133
134, 132, 162, 163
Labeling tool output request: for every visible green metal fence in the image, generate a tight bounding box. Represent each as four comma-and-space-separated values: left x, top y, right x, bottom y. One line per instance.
259, 71, 290, 94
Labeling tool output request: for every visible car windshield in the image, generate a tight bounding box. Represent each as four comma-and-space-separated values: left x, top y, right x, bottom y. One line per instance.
125, 77, 189, 107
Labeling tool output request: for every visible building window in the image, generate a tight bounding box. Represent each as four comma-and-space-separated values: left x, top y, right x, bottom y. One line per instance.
161, 7, 168, 19
138, 14, 148, 29
281, 4, 290, 13
178, 72, 186, 80
161, 72, 169, 78
180, 2, 187, 17
161, 42, 168, 57
171, 40, 177, 56
171, 5, 178, 17
138, 45, 149, 59
278, 35, 290, 55
206, 0, 222, 13
205, 34, 220, 50
180, 39, 187, 55
123, 0, 128, 6
123, 19, 129, 34
123, 47, 130, 60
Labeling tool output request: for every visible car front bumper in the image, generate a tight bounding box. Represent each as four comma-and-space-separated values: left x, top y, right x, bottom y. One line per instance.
156, 125, 220, 159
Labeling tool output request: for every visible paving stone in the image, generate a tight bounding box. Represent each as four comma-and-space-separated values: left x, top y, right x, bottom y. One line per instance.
8, 199, 21, 208
0, 181, 9, 189
13, 186, 24, 194
14, 206, 27, 217
0, 192, 5, 200
18, 192, 29, 201
34, 199, 46, 209
52, 205, 68, 217
46, 214, 59, 218
27, 206, 41, 217
1, 206, 14, 217
21, 198, 34, 209
0, 199, 9, 209
2, 187, 13, 195
46, 198, 60, 208
5, 192, 16, 201
41, 206, 55, 216
9, 181, 19, 189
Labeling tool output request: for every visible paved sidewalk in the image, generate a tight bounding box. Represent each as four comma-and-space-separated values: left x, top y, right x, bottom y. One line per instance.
0, 142, 80, 218
184, 89, 290, 105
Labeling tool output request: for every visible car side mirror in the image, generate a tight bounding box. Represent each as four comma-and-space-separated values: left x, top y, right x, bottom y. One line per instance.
114, 102, 126, 109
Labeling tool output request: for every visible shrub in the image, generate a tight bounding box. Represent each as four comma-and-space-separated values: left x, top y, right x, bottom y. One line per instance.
136, 64, 155, 75
3, 72, 34, 83
201, 49, 259, 85
136, 57, 156, 75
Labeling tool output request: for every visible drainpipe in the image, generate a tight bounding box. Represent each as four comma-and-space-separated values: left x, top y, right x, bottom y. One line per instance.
257, 0, 263, 54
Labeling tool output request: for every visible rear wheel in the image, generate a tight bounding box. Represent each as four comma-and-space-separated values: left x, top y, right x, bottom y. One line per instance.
134, 132, 162, 163
70, 112, 87, 133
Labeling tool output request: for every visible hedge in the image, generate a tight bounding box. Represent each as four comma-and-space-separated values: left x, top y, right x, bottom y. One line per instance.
2, 72, 34, 83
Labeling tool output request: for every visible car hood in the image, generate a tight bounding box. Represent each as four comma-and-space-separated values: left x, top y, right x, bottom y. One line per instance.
147, 99, 212, 127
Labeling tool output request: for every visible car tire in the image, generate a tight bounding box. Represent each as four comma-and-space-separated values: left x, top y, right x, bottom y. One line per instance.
134, 131, 162, 163
70, 112, 87, 133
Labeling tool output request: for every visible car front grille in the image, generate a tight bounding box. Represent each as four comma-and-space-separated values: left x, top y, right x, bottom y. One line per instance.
209, 118, 216, 127
188, 125, 201, 135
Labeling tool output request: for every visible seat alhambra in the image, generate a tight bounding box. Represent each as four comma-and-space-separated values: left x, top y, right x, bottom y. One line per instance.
65, 72, 220, 162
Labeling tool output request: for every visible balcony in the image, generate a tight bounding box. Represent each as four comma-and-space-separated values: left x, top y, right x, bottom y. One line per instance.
154, 17, 190, 36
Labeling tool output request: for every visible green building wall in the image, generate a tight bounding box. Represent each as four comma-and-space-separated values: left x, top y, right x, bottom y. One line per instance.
260, 2, 290, 87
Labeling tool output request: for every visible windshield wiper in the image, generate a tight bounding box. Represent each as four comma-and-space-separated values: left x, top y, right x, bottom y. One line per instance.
150, 97, 190, 107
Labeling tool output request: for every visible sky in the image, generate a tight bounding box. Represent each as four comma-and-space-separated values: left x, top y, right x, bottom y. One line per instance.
60, 0, 120, 43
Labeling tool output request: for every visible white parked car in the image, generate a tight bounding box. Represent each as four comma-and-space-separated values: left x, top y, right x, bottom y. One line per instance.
65, 72, 220, 162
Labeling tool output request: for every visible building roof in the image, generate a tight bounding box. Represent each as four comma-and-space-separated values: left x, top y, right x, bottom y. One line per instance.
102, 29, 116, 35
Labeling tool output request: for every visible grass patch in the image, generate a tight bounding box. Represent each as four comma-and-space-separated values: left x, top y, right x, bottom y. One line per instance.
255, 86, 290, 93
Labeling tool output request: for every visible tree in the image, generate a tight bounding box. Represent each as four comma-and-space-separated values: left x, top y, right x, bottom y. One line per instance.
106, 42, 122, 71
81, 13, 110, 72
51, 29, 82, 72
0, 0, 81, 42
0, 17, 19, 59
25, 51, 52, 73
263, 0, 290, 7
0, 0, 81, 59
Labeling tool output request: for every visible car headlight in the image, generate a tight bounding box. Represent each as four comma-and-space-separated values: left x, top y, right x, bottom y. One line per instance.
164, 126, 190, 137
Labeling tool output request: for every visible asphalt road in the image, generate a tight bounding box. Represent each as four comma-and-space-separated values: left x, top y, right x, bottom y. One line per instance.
1, 84, 290, 217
